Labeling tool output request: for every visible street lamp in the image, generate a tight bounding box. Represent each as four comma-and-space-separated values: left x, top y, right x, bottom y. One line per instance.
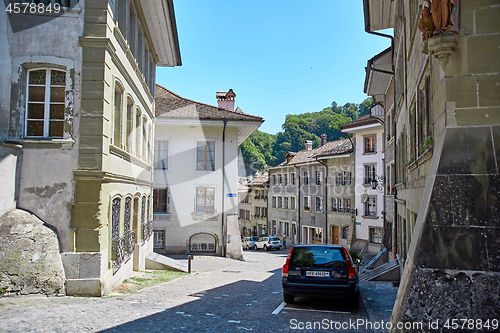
370, 175, 385, 192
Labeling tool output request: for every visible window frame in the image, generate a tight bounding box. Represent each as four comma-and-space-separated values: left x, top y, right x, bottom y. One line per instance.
364, 135, 376, 154
315, 196, 323, 213
153, 188, 169, 214
195, 186, 216, 214
196, 140, 216, 171
154, 140, 169, 170
369, 227, 383, 244
364, 196, 377, 217
25, 68, 67, 139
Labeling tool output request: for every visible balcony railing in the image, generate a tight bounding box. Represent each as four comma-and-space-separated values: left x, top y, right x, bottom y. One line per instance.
141, 220, 154, 244
112, 230, 135, 274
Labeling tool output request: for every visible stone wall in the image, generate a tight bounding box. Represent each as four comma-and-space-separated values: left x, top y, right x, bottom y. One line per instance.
0, 209, 65, 295
391, 126, 500, 332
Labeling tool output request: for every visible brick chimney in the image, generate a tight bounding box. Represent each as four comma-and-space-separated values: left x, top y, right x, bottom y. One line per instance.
321, 133, 327, 146
305, 140, 313, 151
216, 89, 236, 111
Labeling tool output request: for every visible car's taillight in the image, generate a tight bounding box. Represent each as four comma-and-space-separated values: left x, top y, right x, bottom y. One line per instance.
343, 247, 357, 280
282, 246, 294, 277
268, 240, 271, 244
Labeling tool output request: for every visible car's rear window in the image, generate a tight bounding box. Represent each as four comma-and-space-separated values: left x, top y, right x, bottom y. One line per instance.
290, 246, 346, 267
269, 237, 280, 241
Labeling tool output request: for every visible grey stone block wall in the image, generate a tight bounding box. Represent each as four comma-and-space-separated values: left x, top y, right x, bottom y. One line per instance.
391, 126, 500, 332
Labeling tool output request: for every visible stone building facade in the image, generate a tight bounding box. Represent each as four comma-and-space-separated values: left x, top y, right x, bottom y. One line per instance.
363, 0, 500, 328
238, 173, 269, 237
268, 138, 354, 246
0, 0, 181, 296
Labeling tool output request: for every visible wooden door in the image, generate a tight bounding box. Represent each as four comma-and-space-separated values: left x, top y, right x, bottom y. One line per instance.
333, 226, 339, 244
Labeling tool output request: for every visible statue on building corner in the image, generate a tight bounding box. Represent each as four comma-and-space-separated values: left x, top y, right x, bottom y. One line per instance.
418, 6, 436, 40
423, 0, 457, 36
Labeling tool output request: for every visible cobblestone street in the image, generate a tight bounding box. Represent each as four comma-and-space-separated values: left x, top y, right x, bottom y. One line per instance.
0, 250, 398, 332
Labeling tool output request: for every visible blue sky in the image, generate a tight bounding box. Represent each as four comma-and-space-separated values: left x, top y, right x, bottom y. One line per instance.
156, 0, 392, 135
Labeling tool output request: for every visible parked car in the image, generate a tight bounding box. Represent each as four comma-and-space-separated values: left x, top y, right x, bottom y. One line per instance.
242, 236, 259, 250
254, 236, 281, 251
282, 245, 359, 307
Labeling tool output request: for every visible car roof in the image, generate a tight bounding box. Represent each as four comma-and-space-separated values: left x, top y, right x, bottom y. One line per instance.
292, 244, 344, 249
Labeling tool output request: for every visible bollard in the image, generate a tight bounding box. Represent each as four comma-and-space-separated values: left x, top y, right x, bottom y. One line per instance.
188, 255, 191, 273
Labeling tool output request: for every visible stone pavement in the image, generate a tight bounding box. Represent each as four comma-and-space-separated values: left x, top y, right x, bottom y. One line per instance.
0, 249, 399, 332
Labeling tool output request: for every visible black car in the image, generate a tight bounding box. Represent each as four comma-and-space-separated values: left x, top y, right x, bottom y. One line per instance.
282, 245, 359, 307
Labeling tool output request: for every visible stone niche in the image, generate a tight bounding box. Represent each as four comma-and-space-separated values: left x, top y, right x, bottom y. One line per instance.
0, 209, 66, 295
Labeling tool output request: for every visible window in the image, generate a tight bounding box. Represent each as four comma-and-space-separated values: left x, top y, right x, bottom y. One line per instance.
291, 197, 296, 210
365, 135, 376, 153
342, 226, 349, 240
291, 173, 295, 185
278, 174, 282, 186
255, 207, 261, 217
342, 171, 352, 186
153, 188, 169, 214
26, 69, 66, 138
304, 172, 310, 185
316, 171, 323, 185
364, 196, 377, 217
272, 196, 277, 208
135, 109, 142, 156
284, 197, 290, 210
365, 164, 376, 184
114, 84, 123, 146
154, 141, 168, 170
315, 197, 323, 213
153, 230, 165, 250
196, 141, 215, 171
278, 196, 283, 209
332, 198, 338, 212
273, 175, 277, 186
284, 174, 288, 186
126, 98, 133, 152
262, 207, 268, 217
338, 198, 344, 212
345, 198, 351, 212
369, 228, 383, 244
196, 187, 215, 213
304, 197, 310, 211
336, 173, 342, 186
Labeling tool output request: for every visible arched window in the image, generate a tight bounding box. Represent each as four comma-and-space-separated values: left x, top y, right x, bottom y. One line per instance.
342, 226, 349, 240
112, 197, 121, 241
113, 83, 123, 147
126, 97, 134, 152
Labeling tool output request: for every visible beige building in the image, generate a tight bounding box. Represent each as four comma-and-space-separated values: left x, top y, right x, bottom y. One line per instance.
363, 0, 500, 327
152, 86, 263, 256
0, 0, 181, 296
238, 173, 269, 237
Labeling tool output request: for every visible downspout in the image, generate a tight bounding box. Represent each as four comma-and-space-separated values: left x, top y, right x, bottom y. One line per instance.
293, 164, 301, 244
221, 118, 227, 257
316, 158, 328, 244
364, 0, 396, 255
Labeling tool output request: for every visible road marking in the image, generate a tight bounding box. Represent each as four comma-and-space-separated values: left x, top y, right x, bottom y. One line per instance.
228, 320, 241, 323
271, 302, 286, 315
283, 307, 351, 314
237, 326, 253, 331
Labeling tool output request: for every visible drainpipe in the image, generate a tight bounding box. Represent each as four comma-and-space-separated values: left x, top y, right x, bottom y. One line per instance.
221, 118, 227, 257
293, 164, 301, 244
363, 3, 397, 256
316, 158, 328, 244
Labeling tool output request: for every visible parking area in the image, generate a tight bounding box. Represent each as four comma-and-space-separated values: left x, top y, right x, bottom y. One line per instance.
0, 250, 398, 332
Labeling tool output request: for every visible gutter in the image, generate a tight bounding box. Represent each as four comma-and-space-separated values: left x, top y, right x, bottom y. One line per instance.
315, 158, 328, 244
293, 164, 301, 245
221, 118, 227, 257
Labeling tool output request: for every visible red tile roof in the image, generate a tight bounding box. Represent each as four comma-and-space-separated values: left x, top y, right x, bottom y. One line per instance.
275, 138, 353, 167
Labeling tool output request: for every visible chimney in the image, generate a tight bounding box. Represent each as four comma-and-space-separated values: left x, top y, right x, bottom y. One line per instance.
216, 89, 236, 111
305, 140, 313, 151
321, 133, 327, 146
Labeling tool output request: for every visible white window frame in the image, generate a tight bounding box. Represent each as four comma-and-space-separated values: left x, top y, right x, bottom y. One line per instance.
154, 140, 169, 170
304, 171, 310, 185
153, 187, 170, 214
364, 135, 376, 153
196, 140, 216, 171
364, 196, 377, 217
316, 170, 323, 185
25, 68, 66, 138
195, 186, 216, 214
315, 197, 323, 213
304, 196, 311, 211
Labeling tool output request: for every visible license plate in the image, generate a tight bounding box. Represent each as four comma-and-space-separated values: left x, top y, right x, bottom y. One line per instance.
306, 271, 329, 277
